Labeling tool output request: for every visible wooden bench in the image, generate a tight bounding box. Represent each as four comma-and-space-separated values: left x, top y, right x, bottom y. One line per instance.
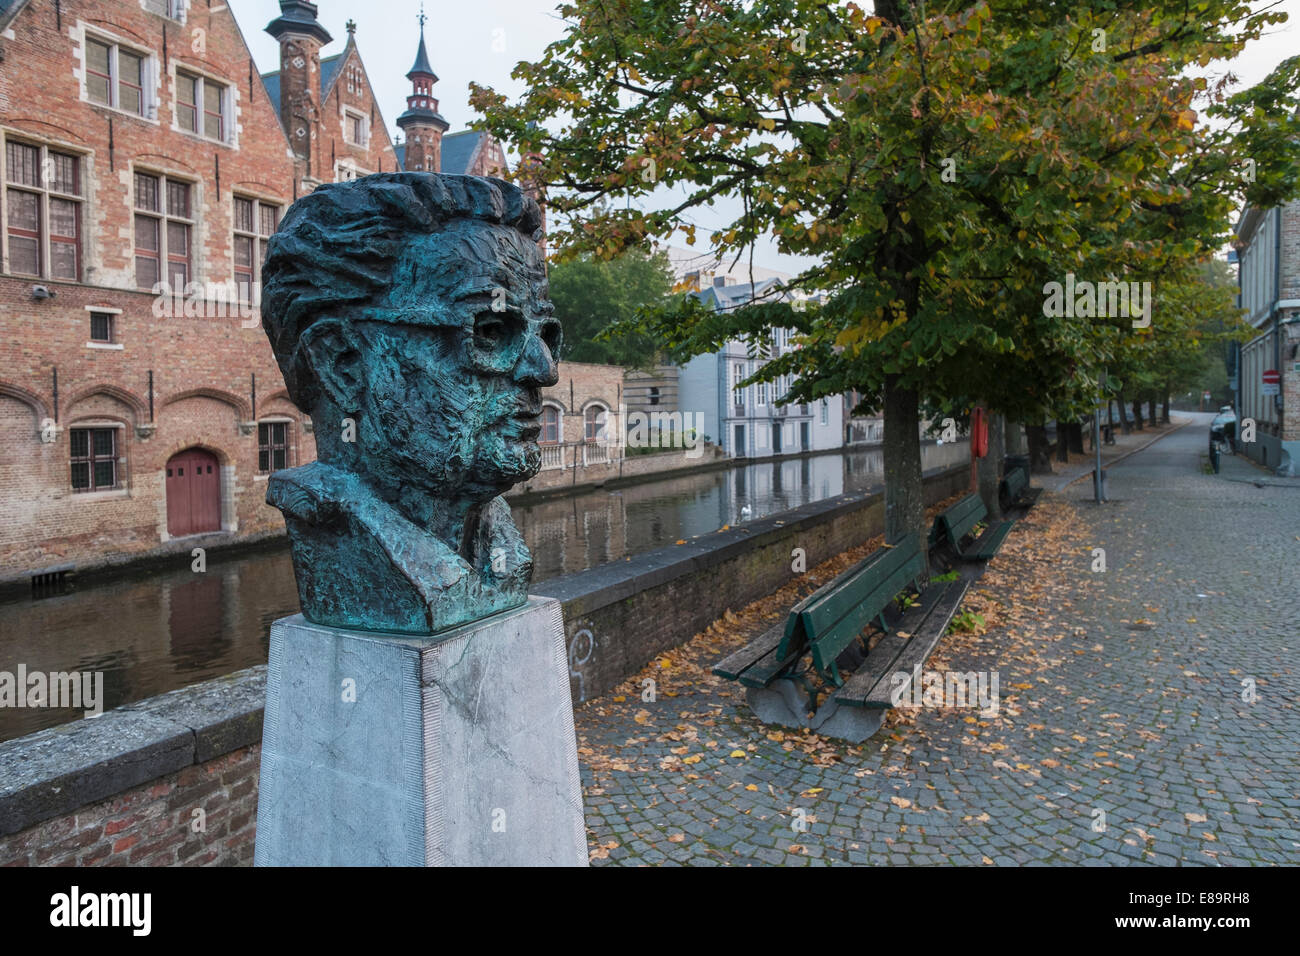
932, 493, 1015, 562
712, 532, 971, 741
999, 466, 1042, 511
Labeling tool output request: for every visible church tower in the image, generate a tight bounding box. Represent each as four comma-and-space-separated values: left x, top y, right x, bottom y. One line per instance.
395, 8, 450, 173
266, 0, 333, 188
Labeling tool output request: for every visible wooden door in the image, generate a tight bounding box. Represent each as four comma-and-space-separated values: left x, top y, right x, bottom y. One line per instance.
166, 448, 220, 537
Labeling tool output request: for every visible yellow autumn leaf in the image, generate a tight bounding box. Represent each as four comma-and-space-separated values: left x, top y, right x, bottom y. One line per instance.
729, 749, 747, 758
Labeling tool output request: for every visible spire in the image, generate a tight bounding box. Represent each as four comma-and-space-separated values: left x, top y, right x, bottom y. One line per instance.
407, 4, 436, 81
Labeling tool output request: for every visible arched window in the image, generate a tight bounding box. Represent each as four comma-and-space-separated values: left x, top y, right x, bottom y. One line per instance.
540, 405, 560, 444
584, 404, 608, 443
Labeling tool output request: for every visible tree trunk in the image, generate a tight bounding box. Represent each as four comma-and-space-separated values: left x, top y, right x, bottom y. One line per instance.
1026, 424, 1054, 474
1147, 397, 1157, 426
977, 410, 1005, 520
1067, 421, 1085, 454
883, 379, 924, 546
1005, 421, 1026, 455
1162, 394, 1171, 424
1131, 399, 1144, 430
1056, 420, 1069, 462
1117, 394, 1131, 434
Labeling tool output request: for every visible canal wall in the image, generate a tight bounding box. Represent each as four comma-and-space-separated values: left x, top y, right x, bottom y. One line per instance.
0, 462, 968, 864
509, 442, 729, 500
540, 462, 970, 705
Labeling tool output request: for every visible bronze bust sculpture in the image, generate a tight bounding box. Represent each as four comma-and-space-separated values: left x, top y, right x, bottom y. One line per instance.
260, 173, 561, 634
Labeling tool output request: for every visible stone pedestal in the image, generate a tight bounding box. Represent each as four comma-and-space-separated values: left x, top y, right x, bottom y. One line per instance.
254, 598, 587, 866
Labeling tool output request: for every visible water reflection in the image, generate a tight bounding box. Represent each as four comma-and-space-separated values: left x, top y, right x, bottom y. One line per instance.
0, 443, 968, 741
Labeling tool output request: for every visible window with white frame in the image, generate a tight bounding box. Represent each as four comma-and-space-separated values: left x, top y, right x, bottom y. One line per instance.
344, 109, 368, 147
90, 311, 115, 343
134, 172, 192, 290
258, 421, 290, 474
4, 139, 83, 280
733, 361, 746, 407
584, 405, 608, 443
70, 427, 120, 491
540, 405, 561, 444
233, 196, 279, 304
142, 0, 187, 21
176, 70, 229, 142
85, 35, 153, 117
757, 381, 768, 406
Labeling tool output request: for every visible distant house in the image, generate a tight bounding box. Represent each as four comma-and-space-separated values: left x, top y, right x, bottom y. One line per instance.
1233, 201, 1300, 475
677, 276, 843, 458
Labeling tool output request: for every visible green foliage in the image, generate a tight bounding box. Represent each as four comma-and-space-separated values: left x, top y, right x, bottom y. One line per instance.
947, 609, 986, 635
547, 247, 675, 369
471, 0, 1300, 536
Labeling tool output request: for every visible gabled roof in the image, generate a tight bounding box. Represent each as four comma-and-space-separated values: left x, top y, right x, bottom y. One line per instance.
441, 130, 484, 175
696, 277, 785, 310
393, 130, 489, 175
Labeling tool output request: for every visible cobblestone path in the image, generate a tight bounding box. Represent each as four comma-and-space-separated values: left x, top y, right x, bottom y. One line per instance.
577, 422, 1300, 865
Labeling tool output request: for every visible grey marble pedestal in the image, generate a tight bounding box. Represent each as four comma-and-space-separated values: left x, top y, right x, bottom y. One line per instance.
254, 598, 587, 866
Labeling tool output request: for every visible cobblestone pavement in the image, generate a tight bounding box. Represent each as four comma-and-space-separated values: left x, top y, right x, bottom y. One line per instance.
576, 419, 1300, 865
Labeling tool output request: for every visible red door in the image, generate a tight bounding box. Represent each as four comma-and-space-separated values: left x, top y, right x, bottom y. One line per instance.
166, 448, 221, 537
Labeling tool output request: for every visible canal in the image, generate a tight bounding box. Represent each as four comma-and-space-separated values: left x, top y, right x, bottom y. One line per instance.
0, 442, 970, 741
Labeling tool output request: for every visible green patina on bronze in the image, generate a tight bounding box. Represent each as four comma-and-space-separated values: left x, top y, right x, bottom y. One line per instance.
260, 173, 561, 634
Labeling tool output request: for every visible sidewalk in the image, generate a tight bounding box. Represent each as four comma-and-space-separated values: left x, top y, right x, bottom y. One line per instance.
1214, 446, 1300, 488
576, 420, 1300, 865
1032, 417, 1191, 494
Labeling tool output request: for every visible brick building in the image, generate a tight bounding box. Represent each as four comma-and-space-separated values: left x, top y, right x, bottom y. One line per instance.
0, 0, 517, 591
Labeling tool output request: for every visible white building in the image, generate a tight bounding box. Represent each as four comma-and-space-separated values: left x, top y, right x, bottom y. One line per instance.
677, 275, 843, 458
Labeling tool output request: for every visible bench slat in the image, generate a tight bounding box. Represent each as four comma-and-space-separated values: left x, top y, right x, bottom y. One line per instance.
807, 549, 924, 681
772, 545, 893, 661
939, 494, 986, 546
827, 581, 951, 704
712, 618, 788, 682
857, 578, 972, 708
970, 520, 1015, 560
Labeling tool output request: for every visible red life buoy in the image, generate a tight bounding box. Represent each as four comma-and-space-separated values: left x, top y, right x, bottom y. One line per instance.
972, 407, 988, 458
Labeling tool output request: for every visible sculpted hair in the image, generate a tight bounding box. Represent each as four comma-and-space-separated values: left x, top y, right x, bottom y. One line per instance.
261, 172, 544, 410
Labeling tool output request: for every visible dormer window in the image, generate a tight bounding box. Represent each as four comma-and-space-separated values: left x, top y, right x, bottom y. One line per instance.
345, 109, 368, 147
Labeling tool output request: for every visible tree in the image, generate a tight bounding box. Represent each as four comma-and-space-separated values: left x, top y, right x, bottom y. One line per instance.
473, 0, 1299, 544
547, 247, 674, 368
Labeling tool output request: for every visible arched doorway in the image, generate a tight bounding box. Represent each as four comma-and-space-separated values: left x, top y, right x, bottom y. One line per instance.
166, 448, 221, 537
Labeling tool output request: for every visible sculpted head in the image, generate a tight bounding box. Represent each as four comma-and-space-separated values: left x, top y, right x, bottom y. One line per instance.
261, 173, 561, 505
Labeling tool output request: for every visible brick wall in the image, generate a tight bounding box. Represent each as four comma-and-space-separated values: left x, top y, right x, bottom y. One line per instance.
0, 744, 259, 867
0, 0, 321, 584
0, 277, 315, 583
